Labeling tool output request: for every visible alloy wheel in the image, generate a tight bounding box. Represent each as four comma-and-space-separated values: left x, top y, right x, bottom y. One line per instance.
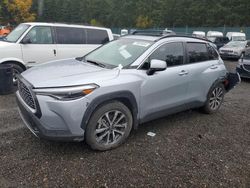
95, 110, 127, 145
209, 87, 224, 110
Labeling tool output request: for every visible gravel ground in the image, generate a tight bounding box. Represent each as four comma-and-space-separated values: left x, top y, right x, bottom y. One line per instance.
0, 61, 249, 188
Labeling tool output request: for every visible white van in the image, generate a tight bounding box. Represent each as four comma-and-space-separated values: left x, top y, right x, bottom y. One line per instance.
192, 31, 206, 38
226, 32, 246, 41
207, 31, 223, 37
0, 22, 114, 82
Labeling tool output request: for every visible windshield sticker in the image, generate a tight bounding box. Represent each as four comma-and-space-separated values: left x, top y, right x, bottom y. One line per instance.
133, 42, 150, 47
120, 49, 132, 59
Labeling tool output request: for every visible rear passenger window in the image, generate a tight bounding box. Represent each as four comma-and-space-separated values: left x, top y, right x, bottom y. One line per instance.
207, 44, 219, 60
149, 42, 184, 67
56, 27, 86, 44
187, 43, 208, 63
86, 29, 109, 44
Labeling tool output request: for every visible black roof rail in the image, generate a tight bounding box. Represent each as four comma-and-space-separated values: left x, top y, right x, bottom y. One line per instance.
131, 29, 176, 37
155, 34, 211, 42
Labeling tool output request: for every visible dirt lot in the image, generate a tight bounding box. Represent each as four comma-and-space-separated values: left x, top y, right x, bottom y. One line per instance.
0, 61, 249, 188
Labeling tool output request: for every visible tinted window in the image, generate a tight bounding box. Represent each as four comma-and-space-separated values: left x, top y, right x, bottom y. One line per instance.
150, 42, 184, 67
56, 27, 86, 44
187, 43, 208, 63
25, 26, 52, 44
86, 29, 109, 44
207, 44, 219, 60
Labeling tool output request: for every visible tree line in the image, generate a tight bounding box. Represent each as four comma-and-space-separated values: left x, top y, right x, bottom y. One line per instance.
1, 0, 250, 28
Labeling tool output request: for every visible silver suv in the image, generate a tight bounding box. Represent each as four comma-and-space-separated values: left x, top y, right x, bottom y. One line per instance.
16, 35, 233, 151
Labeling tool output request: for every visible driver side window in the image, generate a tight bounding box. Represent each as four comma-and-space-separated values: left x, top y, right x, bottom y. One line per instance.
149, 42, 184, 67
25, 26, 53, 44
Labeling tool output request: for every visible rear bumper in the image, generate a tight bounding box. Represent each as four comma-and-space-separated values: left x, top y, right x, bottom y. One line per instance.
225, 72, 241, 91
16, 92, 85, 142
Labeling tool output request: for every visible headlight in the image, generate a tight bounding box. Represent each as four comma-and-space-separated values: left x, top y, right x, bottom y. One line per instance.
33, 84, 99, 100
233, 51, 239, 55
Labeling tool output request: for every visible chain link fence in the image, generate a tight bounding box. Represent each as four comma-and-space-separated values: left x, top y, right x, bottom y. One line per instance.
112, 26, 250, 39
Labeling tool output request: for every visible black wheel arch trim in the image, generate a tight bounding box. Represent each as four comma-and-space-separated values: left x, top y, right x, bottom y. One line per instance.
81, 91, 139, 130
206, 76, 227, 99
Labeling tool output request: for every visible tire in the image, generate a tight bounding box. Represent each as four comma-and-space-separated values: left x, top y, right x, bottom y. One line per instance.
7, 63, 24, 86
85, 101, 133, 151
202, 83, 225, 114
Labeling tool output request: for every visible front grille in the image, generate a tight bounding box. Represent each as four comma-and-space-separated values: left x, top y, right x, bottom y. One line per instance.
243, 64, 250, 72
221, 50, 233, 53
18, 79, 36, 110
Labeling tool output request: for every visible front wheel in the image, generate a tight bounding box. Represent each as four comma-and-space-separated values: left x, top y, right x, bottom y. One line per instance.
6, 63, 24, 85
85, 101, 133, 151
202, 83, 225, 114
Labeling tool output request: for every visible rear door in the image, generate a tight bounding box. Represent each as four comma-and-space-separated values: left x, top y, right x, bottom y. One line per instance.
21, 26, 57, 66
184, 42, 222, 103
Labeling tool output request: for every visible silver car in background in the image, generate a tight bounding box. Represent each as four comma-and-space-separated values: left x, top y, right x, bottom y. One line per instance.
219, 40, 250, 60
16, 35, 236, 151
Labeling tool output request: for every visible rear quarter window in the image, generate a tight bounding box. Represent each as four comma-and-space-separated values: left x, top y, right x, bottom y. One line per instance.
207, 44, 219, 60
186, 42, 209, 63
86, 29, 109, 44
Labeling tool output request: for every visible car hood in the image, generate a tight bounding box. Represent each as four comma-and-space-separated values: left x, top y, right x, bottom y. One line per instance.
22, 58, 120, 88
0, 41, 16, 47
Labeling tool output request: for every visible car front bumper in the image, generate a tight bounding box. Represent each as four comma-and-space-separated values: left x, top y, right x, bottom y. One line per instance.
16, 90, 89, 142
219, 53, 241, 59
236, 66, 250, 79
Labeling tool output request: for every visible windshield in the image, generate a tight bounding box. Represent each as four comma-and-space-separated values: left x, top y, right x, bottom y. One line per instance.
224, 41, 246, 48
85, 38, 153, 68
232, 36, 246, 41
4, 24, 30, 42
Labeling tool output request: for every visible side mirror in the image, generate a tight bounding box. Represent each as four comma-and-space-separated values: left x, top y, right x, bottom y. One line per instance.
21, 37, 31, 44
147, 59, 167, 75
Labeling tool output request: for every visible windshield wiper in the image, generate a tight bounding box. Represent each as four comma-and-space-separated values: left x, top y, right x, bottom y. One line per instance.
86, 60, 106, 68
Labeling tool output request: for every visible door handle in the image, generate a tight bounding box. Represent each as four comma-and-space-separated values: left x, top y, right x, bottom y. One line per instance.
53, 49, 56, 56
210, 64, 218, 69
178, 70, 189, 76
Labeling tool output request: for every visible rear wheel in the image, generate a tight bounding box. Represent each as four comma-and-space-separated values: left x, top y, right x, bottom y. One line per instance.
202, 83, 225, 114
85, 101, 133, 151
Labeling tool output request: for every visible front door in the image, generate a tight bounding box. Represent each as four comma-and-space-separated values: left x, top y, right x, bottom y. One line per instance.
21, 26, 57, 66
139, 42, 190, 122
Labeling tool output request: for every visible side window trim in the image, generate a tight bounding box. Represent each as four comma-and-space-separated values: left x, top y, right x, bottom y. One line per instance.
23, 26, 54, 45
138, 41, 186, 70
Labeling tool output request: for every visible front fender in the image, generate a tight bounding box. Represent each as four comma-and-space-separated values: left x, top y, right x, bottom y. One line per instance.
81, 91, 139, 130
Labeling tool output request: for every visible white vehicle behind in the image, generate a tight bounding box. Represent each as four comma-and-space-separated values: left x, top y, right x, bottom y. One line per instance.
226, 32, 246, 41
0, 22, 114, 83
207, 31, 223, 37
192, 31, 206, 38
